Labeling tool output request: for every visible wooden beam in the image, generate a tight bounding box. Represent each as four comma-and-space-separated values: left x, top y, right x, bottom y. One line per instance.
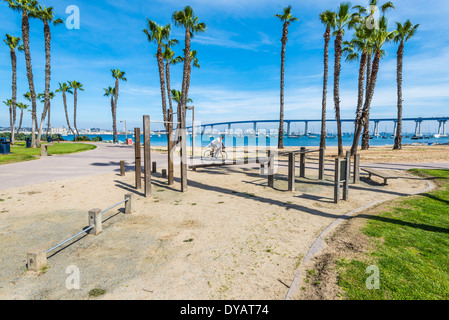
134, 128, 141, 190
143, 116, 151, 197
167, 109, 174, 185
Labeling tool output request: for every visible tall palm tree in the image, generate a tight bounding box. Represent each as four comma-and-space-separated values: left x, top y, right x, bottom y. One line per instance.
5, 0, 39, 147
172, 6, 206, 192
3, 34, 23, 145
103, 86, 117, 140
319, 10, 336, 150
68, 81, 84, 141
393, 20, 419, 150
16, 102, 28, 135
55, 82, 75, 137
110, 69, 127, 143
143, 20, 171, 131
3, 99, 13, 139
172, 6, 206, 128
332, 2, 359, 157
275, 6, 299, 149
34, 5, 63, 146
162, 39, 181, 115
177, 49, 201, 109
352, 16, 396, 151
171, 89, 193, 105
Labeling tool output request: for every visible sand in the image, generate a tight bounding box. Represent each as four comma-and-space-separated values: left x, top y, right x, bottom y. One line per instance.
0, 144, 442, 300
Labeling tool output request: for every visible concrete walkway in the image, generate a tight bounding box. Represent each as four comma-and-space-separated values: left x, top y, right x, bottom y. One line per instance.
0, 143, 170, 190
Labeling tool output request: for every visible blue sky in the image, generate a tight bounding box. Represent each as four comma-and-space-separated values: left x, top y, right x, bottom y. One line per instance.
1, 0, 449, 133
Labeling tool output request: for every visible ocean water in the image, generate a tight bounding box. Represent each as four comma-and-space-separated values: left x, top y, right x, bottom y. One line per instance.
65, 133, 449, 148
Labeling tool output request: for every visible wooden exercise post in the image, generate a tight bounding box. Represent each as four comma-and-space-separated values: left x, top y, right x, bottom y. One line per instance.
353, 153, 360, 184
319, 148, 325, 180
288, 152, 296, 192
232, 136, 237, 165
267, 150, 275, 188
244, 136, 249, 164
334, 152, 351, 203
180, 105, 187, 192
299, 147, 306, 178
134, 128, 142, 190
120, 160, 125, 176
167, 109, 174, 185
143, 116, 151, 197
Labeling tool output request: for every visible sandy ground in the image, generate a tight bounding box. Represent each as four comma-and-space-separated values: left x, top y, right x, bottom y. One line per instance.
0, 144, 435, 300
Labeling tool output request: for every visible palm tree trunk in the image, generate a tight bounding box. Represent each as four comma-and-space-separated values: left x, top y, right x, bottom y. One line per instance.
320, 26, 331, 150
394, 41, 404, 150
10, 48, 17, 145
180, 27, 191, 192
166, 61, 173, 113
353, 51, 382, 150
21, 10, 38, 148
62, 91, 75, 137
37, 21, 52, 145
73, 88, 79, 141
156, 45, 168, 132
350, 51, 368, 155
16, 109, 23, 135
334, 31, 344, 157
361, 54, 373, 150
113, 78, 119, 143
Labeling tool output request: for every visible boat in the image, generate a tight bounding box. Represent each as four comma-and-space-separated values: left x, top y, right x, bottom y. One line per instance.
411, 135, 423, 140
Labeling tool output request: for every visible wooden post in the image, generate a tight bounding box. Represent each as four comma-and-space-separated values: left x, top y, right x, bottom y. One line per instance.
353, 153, 360, 184
27, 248, 47, 271
300, 147, 306, 178
233, 136, 237, 165
180, 106, 187, 192
143, 116, 151, 197
319, 148, 325, 180
256, 136, 259, 164
334, 158, 341, 204
268, 150, 274, 188
88, 208, 102, 235
343, 152, 351, 201
152, 161, 157, 173
162, 169, 167, 178
288, 152, 296, 192
120, 160, 125, 176
244, 136, 249, 164
124, 194, 135, 214
134, 128, 142, 190
167, 109, 174, 185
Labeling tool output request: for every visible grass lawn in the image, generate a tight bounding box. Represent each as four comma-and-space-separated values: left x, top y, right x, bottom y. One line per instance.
337, 169, 449, 300
0, 142, 97, 165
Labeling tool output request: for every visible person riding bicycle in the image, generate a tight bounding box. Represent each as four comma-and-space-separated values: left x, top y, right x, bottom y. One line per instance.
210, 135, 225, 156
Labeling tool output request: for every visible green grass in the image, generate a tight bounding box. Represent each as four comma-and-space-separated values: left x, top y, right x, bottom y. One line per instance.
0, 142, 97, 165
337, 169, 449, 300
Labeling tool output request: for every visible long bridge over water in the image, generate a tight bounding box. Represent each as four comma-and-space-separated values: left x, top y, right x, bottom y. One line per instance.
188, 117, 449, 137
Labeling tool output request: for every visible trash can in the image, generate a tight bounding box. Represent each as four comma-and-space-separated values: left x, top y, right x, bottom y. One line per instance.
47, 136, 52, 143
0, 138, 11, 155
25, 137, 32, 148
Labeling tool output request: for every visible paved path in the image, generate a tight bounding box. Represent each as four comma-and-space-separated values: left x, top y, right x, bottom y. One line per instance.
0, 143, 170, 190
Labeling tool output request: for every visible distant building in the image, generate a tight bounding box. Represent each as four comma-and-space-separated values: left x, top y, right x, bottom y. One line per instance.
51, 127, 68, 135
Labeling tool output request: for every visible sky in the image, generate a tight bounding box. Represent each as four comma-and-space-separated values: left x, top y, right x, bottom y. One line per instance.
1, 0, 449, 133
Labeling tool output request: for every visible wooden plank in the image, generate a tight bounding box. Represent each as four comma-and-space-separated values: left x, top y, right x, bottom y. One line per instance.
143, 116, 151, 197
134, 128, 141, 190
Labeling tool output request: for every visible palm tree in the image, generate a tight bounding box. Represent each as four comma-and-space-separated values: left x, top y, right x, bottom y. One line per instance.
55, 82, 75, 137
344, 26, 374, 155
110, 69, 127, 143
68, 81, 84, 141
3, 34, 23, 145
353, 16, 396, 151
34, 5, 63, 146
5, 0, 39, 147
171, 89, 193, 105
332, 2, 359, 157
172, 6, 206, 128
143, 20, 171, 131
274, 6, 299, 149
3, 99, 13, 139
177, 49, 201, 110
319, 10, 336, 150
103, 86, 117, 140
393, 20, 419, 150
16, 102, 28, 135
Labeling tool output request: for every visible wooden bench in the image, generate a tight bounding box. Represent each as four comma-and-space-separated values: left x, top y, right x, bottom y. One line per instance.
40, 143, 54, 157
361, 168, 397, 185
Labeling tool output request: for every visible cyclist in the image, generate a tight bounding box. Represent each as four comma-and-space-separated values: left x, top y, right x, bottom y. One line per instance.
210, 135, 225, 156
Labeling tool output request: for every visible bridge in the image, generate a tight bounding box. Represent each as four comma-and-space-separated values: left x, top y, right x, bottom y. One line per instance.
187, 117, 449, 137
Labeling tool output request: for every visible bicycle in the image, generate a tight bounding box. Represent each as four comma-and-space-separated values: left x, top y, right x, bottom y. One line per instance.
202, 145, 228, 161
